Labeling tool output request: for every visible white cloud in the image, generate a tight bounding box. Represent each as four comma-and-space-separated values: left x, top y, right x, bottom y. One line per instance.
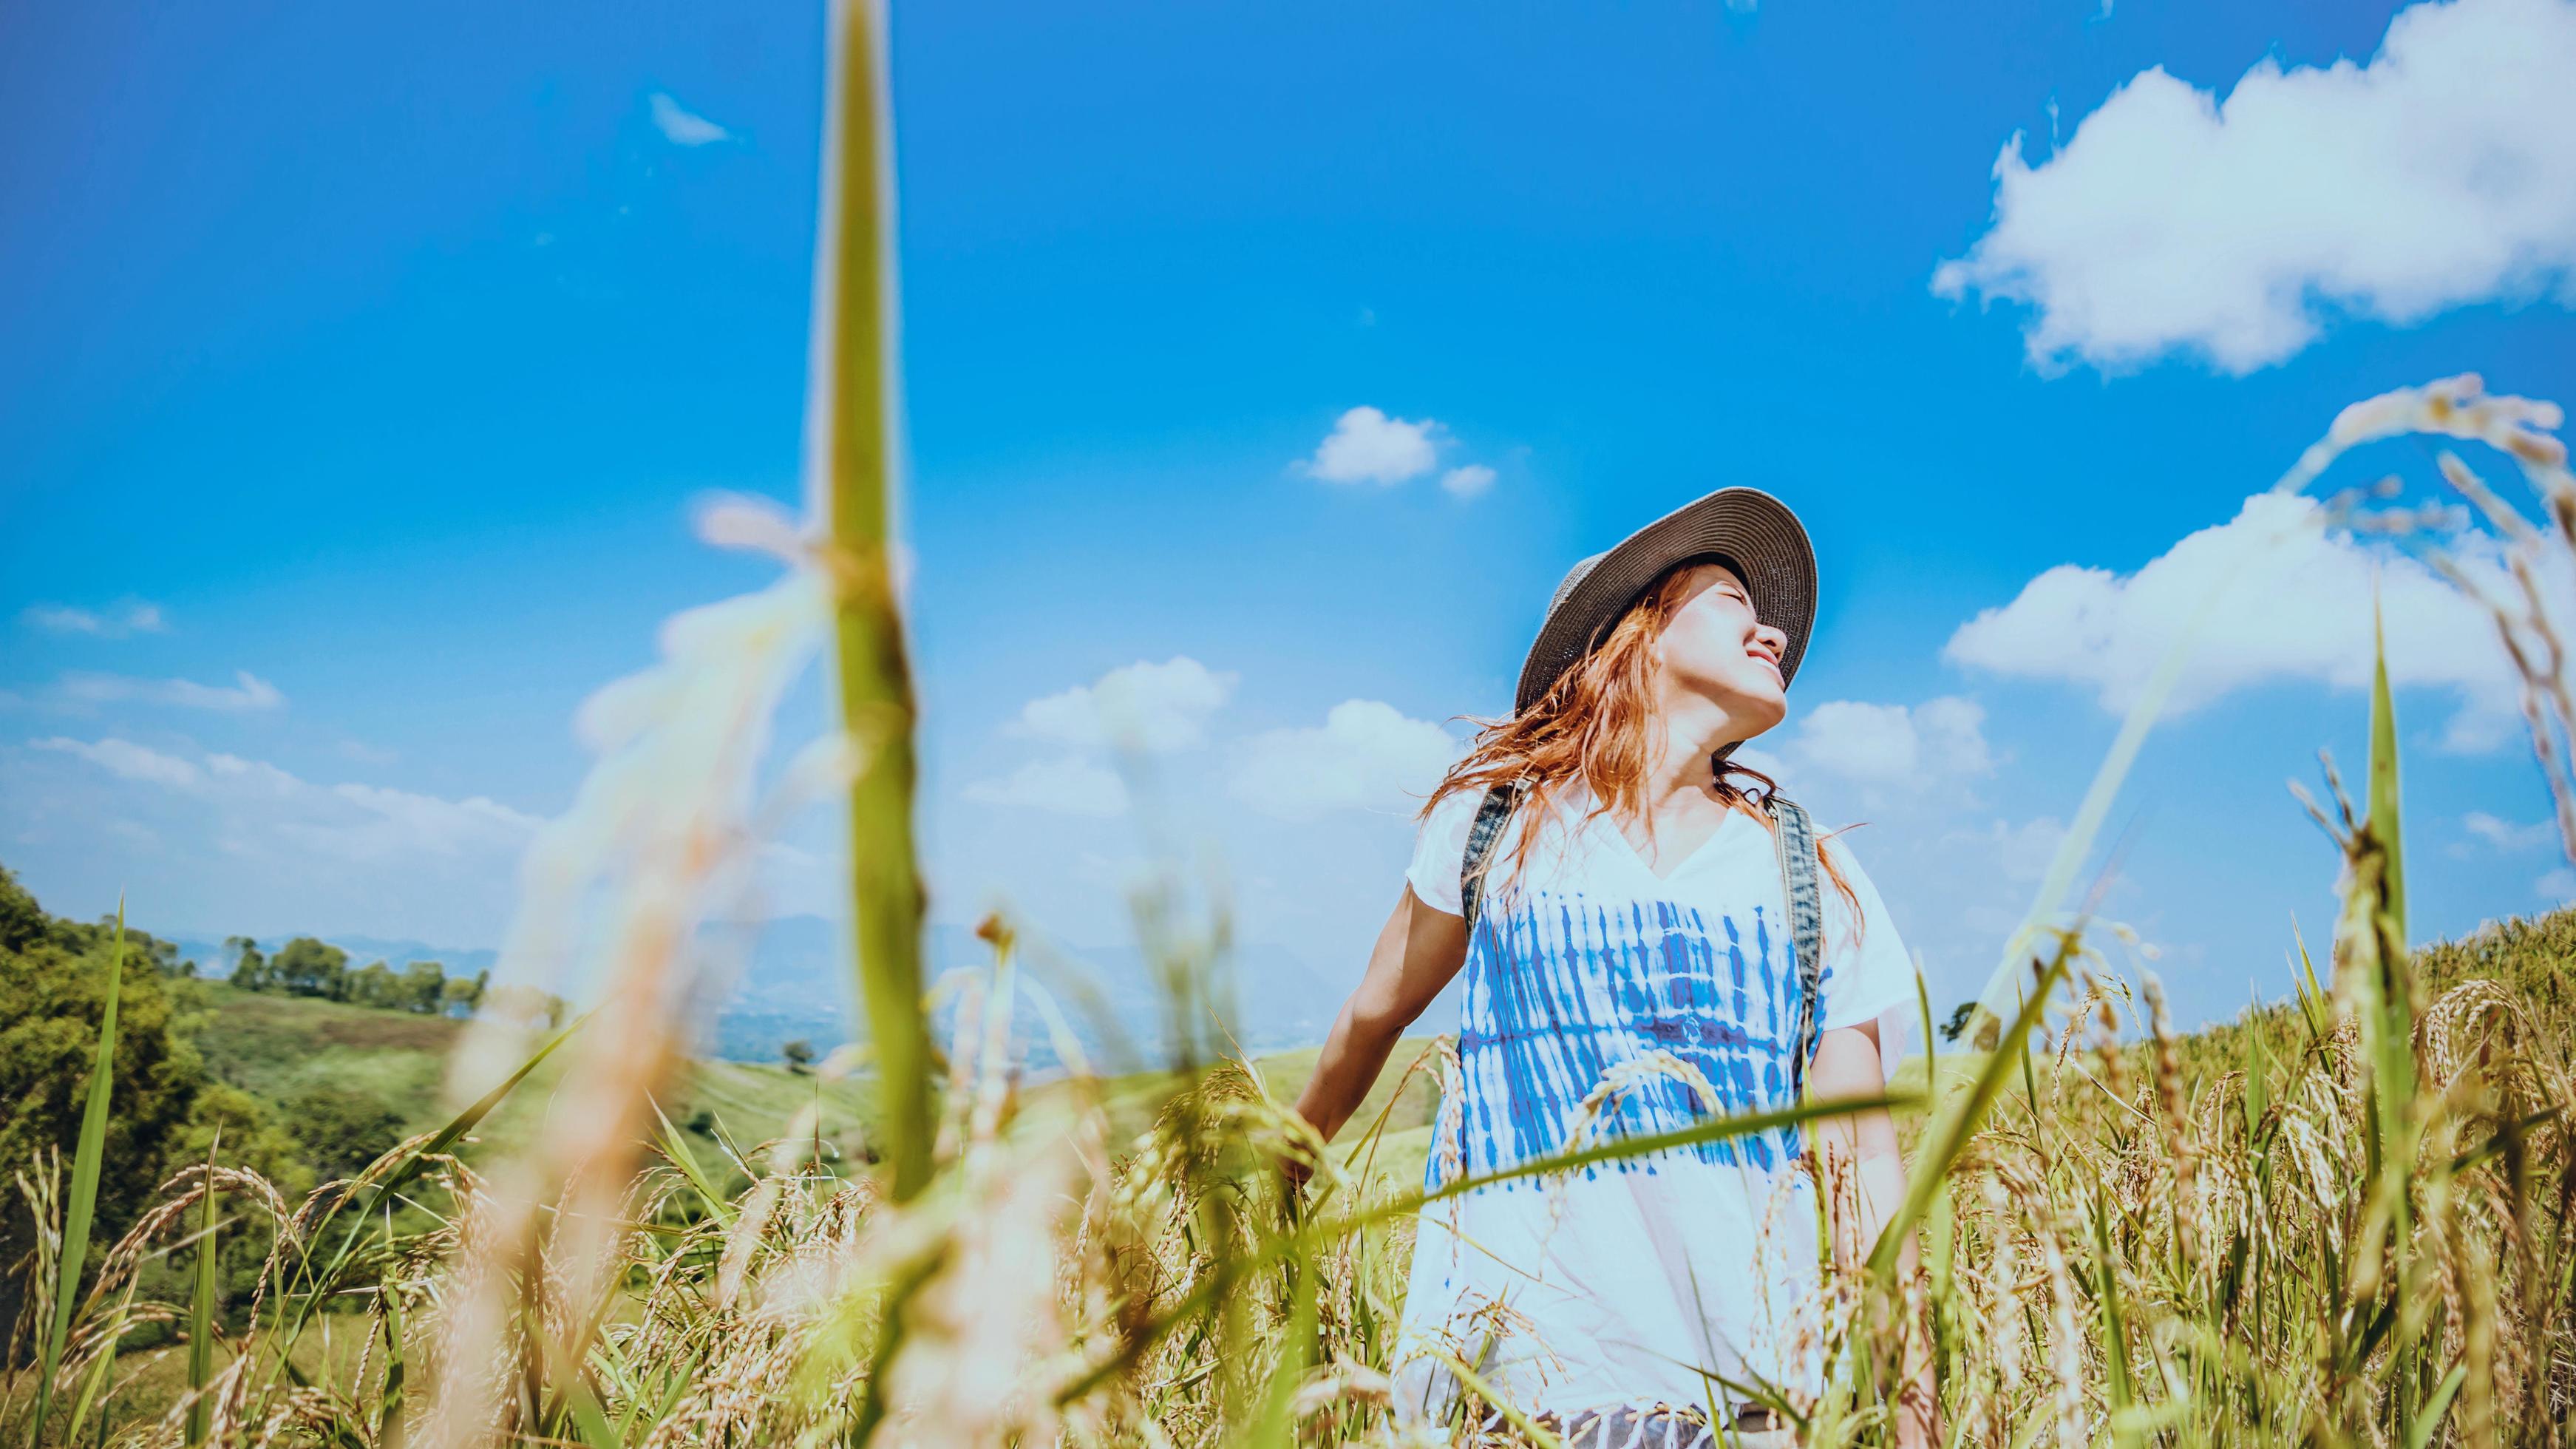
1439, 464, 1497, 500
2541, 867, 2576, 902
320, 782, 547, 859
1305, 407, 1441, 486
10, 737, 545, 940
962, 757, 1132, 818
1727, 743, 1788, 780
1933, 0, 2576, 373
53, 668, 285, 713
1789, 696, 1994, 788
1989, 815, 2070, 885
1231, 700, 1458, 821
1010, 656, 1235, 753
32, 736, 540, 859
21, 600, 166, 637
1945, 492, 2526, 742
204, 752, 302, 795
649, 92, 732, 146
32, 736, 201, 789
2464, 810, 2557, 852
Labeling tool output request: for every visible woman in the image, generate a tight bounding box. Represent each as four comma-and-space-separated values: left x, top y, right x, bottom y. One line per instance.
1290, 487, 1932, 1448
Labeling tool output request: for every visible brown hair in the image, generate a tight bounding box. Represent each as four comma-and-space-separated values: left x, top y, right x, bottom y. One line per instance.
1424, 560, 1864, 932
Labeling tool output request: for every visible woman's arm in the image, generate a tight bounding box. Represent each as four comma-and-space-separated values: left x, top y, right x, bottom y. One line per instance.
1808, 1020, 1936, 1449
1288, 883, 1470, 1150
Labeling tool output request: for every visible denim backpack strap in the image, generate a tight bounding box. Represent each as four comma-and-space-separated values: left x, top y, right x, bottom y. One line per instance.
1458, 783, 1521, 935
1772, 794, 1828, 1102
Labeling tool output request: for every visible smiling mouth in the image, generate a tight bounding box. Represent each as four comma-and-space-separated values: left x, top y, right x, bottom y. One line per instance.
1747, 647, 1784, 679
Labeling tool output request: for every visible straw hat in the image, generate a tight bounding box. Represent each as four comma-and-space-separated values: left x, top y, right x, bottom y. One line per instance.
1515, 486, 1818, 715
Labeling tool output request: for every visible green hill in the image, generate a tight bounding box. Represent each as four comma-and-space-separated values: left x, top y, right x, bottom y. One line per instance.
190, 981, 877, 1169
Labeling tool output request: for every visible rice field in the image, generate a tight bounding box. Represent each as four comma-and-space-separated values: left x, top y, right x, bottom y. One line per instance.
10, 1, 2576, 1444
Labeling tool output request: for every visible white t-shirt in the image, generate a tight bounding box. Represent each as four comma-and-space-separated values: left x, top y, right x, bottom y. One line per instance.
1390, 778, 1914, 1428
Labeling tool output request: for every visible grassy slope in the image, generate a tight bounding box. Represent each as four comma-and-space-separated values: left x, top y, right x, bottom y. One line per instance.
189, 983, 876, 1164
188, 984, 1442, 1180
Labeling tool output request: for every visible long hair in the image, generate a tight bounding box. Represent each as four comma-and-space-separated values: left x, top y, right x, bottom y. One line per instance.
1423, 560, 1864, 934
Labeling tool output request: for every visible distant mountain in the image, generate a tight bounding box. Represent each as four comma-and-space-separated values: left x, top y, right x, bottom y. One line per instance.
166, 919, 1346, 1069
164, 933, 498, 979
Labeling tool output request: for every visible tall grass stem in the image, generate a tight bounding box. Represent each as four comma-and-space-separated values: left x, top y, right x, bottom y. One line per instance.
812, 0, 934, 1203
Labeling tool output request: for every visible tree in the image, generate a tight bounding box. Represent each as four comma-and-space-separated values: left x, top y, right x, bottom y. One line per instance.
441, 968, 486, 1017
0, 866, 48, 956
344, 960, 398, 1009
1940, 1000, 1977, 1043
271, 937, 350, 1000
227, 935, 276, 992
781, 1039, 817, 1074
402, 960, 447, 1014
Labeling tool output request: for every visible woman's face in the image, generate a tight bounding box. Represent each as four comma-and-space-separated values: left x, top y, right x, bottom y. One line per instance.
1653, 561, 1791, 734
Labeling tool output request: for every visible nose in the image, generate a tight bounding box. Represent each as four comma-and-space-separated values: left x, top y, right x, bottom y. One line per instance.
1755, 622, 1788, 655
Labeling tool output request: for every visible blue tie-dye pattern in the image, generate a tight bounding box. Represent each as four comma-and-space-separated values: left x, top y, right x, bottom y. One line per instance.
1432, 886, 1812, 1192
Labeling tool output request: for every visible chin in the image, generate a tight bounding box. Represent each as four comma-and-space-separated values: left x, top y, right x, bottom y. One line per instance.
1726, 689, 1788, 737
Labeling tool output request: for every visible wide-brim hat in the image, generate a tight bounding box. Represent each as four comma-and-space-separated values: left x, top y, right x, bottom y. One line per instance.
1515, 486, 1818, 715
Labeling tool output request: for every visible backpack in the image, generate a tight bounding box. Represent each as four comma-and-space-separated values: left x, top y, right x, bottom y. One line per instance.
1457, 784, 1831, 1102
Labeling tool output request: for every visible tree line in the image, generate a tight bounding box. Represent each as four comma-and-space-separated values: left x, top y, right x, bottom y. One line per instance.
221, 935, 488, 1016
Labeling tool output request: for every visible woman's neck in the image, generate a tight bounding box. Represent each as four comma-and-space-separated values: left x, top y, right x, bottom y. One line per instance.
1641, 702, 1748, 809
1640, 728, 1723, 810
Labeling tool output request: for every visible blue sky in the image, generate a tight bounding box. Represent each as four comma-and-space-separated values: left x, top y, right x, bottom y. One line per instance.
6, 0, 2574, 1032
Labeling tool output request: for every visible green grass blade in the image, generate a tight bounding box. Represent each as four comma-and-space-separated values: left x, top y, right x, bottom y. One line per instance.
186, 1130, 222, 1446
1913, 957, 1936, 1086
815, 0, 936, 1204
33, 898, 126, 1441
2241, 1027, 2269, 1149
1418, 1090, 1915, 1210
652, 1098, 738, 1227
1245, 1241, 1319, 1449
2405, 1362, 2467, 1449
417, 1010, 589, 1163
375, 1204, 406, 1449
2369, 586, 2407, 944
2354, 582, 2422, 1337
552, 1354, 617, 1449
2093, 1195, 2137, 1445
